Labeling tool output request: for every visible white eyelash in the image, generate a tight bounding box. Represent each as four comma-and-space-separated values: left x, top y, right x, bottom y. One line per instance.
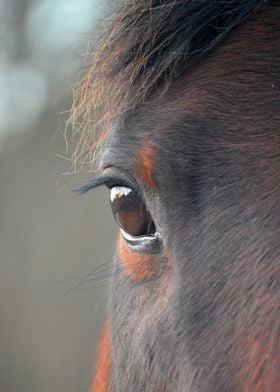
110, 186, 132, 202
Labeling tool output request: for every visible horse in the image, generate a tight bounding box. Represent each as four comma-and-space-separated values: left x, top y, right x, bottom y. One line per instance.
71, 0, 280, 390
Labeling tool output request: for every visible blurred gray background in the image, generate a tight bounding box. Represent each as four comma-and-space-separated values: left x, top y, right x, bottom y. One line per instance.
0, 1, 117, 391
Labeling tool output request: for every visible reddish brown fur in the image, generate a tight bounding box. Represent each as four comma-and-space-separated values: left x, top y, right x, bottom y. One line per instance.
241, 339, 279, 392
90, 322, 111, 392
231, 267, 280, 391
118, 235, 157, 281
137, 144, 157, 189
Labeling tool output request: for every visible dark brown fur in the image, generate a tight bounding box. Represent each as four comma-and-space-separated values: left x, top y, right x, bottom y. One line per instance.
74, 1, 280, 391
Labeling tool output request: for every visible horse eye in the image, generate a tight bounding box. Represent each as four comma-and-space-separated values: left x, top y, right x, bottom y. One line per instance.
110, 186, 155, 237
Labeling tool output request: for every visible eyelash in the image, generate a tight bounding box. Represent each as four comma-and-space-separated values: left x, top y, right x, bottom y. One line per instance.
77, 170, 138, 194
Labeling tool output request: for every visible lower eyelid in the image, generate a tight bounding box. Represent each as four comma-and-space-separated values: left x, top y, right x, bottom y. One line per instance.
121, 229, 163, 254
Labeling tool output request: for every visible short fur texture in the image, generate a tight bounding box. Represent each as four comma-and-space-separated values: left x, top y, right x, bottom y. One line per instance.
72, 1, 280, 391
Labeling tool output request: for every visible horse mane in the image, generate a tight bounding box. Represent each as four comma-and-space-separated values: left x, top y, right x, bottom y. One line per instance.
70, 0, 269, 170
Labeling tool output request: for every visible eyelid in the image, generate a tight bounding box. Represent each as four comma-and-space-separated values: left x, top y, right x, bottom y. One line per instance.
77, 167, 139, 195
121, 229, 163, 254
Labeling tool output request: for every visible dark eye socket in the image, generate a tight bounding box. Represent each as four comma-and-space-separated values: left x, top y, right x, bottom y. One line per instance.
110, 186, 155, 237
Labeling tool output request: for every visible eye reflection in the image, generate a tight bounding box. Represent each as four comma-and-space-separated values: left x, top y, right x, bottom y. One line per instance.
110, 186, 155, 237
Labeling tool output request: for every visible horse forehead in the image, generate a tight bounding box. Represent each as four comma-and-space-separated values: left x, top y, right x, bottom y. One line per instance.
103, 85, 209, 164
101, 4, 280, 172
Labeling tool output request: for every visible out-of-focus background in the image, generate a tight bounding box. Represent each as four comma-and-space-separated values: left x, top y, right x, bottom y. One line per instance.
0, 1, 117, 391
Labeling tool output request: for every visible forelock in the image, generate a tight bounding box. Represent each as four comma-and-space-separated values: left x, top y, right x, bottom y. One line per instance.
70, 0, 269, 170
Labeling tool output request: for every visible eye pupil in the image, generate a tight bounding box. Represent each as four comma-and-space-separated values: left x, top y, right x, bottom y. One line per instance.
110, 186, 155, 237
